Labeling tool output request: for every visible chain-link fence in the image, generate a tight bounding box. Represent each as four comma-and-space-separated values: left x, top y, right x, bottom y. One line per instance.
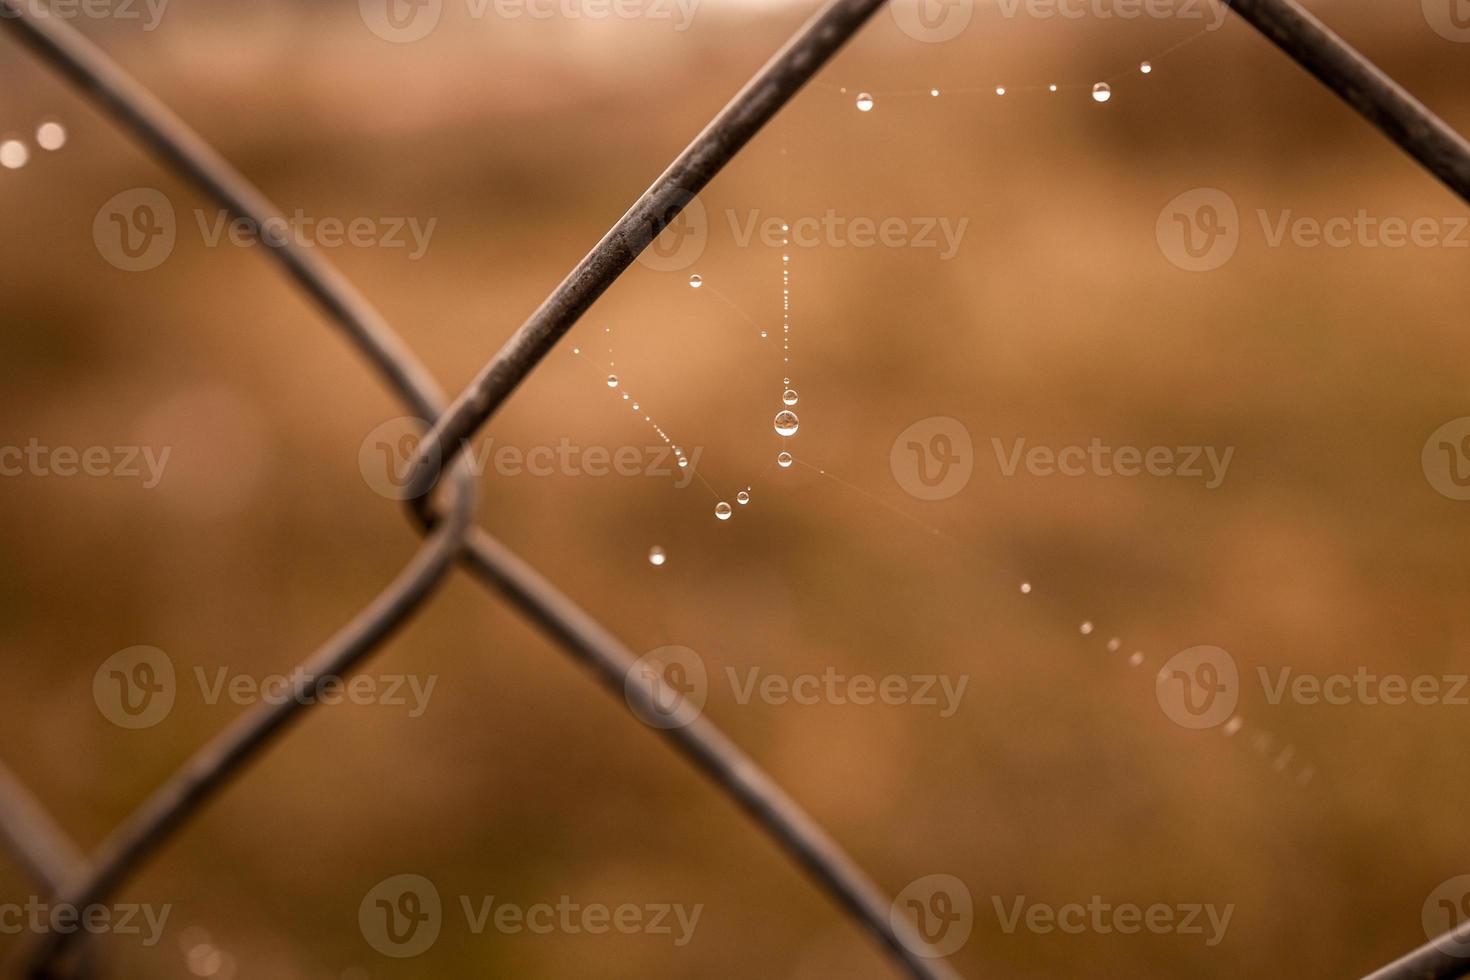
0, 0, 1466, 977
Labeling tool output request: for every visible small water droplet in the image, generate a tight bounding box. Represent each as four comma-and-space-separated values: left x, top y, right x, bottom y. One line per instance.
0, 140, 29, 170
1106, 638, 1121, 652
856, 92, 874, 112
782, 388, 798, 406
35, 122, 65, 152
1048, 84, 1058, 93
572, 346, 581, 354
648, 546, 667, 566
1223, 716, 1243, 737
930, 88, 940, 97
678, 457, 689, 468
995, 86, 1006, 96
1079, 621, 1094, 636
606, 375, 619, 388
689, 274, 703, 288
777, 451, 793, 468
773, 410, 800, 437
737, 490, 750, 505
1140, 61, 1153, 75
760, 330, 768, 338
1128, 652, 1144, 667
1091, 82, 1112, 103
715, 501, 733, 521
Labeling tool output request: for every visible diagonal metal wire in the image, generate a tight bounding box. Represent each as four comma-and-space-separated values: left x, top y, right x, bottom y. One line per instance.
0, 3, 960, 979
0, 760, 84, 896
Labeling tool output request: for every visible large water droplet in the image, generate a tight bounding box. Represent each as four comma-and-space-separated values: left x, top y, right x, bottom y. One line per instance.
1091, 82, 1112, 103
737, 490, 750, 506
1140, 61, 1153, 75
0, 140, 29, 170
36, 122, 66, 152
774, 410, 800, 437
715, 501, 733, 521
777, 451, 793, 469
606, 375, 619, 388
855, 92, 874, 112
689, 274, 702, 288
648, 546, 667, 566
782, 388, 799, 406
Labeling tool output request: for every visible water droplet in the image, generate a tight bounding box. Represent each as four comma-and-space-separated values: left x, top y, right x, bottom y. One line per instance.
1019, 582, 1032, 594
632, 403, 639, 411
689, 274, 702, 288
994, 86, 1006, 96
930, 88, 940, 97
715, 501, 733, 521
1106, 638, 1121, 652
1140, 61, 1153, 75
1091, 82, 1112, 103
1048, 84, 1058, 93
777, 451, 793, 468
0, 140, 29, 170
737, 490, 751, 505
1128, 652, 1144, 667
677, 456, 689, 469
572, 346, 581, 354
648, 546, 667, 566
773, 410, 800, 437
35, 122, 65, 151
782, 388, 798, 406
606, 375, 619, 388
855, 92, 874, 112
760, 330, 768, 338
1079, 621, 1094, 636
1223, 716, 1243, 737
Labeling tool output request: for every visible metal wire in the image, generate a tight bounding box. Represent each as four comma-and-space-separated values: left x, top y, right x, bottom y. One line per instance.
0, 3, 960, 979
0, 762, 82, 896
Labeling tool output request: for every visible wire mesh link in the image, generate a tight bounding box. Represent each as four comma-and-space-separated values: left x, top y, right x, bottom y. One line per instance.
0, 0, 1467, 977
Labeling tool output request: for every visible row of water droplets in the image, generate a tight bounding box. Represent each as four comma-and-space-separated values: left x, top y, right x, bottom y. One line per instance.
574, 326, 694, 475
850, 62, 1150, 113
1, 120, 67, 170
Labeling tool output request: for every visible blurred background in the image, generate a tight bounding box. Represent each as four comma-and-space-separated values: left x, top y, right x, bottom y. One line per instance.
1, 0, 1469, 975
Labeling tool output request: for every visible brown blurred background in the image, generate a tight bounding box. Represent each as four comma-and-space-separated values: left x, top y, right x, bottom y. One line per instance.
2, 0, 1469, 976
